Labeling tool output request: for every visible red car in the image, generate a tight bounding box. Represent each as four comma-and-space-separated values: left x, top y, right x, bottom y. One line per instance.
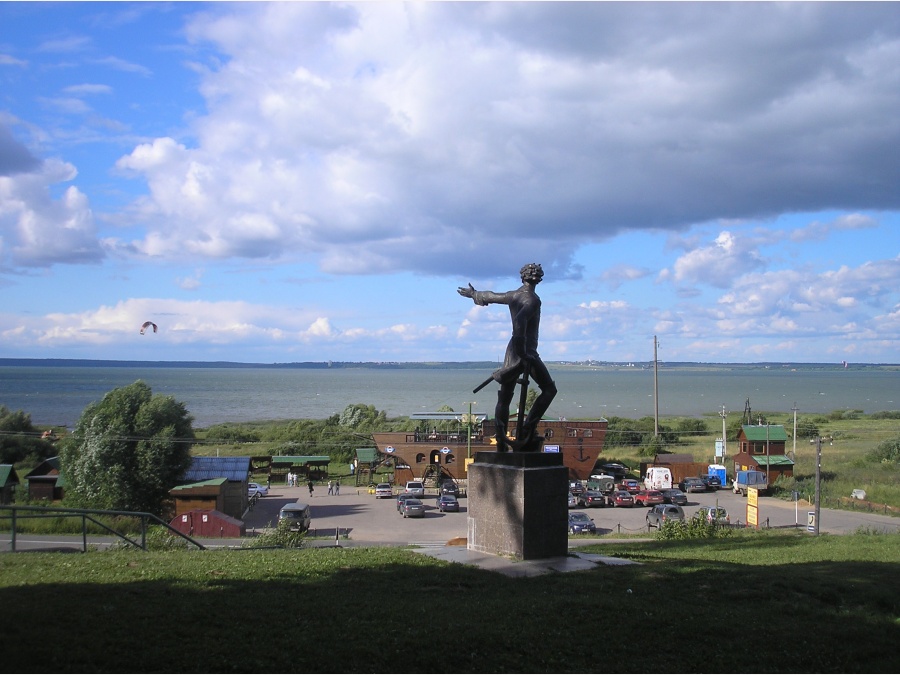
633, 489, 665, 507
608, 490, 634, 507
618, 479, 641, 494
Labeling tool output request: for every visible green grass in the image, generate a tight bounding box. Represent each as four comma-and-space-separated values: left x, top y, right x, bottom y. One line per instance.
1, 529, 898, 673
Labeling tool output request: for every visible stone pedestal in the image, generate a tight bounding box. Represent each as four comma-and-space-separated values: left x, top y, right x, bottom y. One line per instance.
466, 451, 568, 560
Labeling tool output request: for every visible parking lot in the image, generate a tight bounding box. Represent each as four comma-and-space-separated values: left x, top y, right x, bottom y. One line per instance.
244, 482, 900, 547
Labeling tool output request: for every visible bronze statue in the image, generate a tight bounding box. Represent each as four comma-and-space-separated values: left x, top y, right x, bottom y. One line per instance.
458, 263, 557, 452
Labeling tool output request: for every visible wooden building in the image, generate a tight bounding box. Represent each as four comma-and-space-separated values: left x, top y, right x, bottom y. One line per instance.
270, 455, 331, 484
0, 464, 20, 505
24, 456, 65, 501
373, 416, 608, 485
169, 477, 228, 517
731, 424, 795, 482
178, 456, 251, 520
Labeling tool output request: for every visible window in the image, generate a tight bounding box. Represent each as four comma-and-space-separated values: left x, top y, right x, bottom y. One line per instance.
415, 453, 426, 464
567, 428, 577, 437
584, 429, 593, 438
544, 428, 554, 438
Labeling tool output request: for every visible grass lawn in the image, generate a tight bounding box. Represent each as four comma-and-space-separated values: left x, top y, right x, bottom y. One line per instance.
1, 529, 898, 673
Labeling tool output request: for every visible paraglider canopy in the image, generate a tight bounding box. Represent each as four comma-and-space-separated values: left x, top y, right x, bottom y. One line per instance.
140, 321, 158, 335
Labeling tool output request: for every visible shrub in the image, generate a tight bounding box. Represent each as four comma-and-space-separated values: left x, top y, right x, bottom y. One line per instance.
655, 514, 733, 541
244, 519, 306, 549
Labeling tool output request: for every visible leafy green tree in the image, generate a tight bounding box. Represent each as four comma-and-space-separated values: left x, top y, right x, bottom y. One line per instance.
794, 417, 820, 440
0, 405, 55, 465
60, 381, 194, 515
868, 436, 900, 464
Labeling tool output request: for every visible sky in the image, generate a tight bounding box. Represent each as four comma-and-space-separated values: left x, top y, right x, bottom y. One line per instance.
1, 1, 899, 365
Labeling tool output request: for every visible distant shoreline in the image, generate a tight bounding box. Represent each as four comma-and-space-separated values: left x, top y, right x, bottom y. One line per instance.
1, 357, 897, 371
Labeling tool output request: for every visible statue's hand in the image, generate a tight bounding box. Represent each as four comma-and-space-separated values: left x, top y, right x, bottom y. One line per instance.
457, 283, 476, 299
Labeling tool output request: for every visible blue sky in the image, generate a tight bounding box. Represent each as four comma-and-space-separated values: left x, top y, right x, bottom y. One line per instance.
1, 2, 899, 364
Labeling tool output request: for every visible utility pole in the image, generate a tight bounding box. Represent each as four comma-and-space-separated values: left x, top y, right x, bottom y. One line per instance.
791, 402, 799, 461
653, 335, 659, 437
720, 405, 727, 457
814, 436, 822, 535
765, 422, 770, 486
464, 401, 475, 460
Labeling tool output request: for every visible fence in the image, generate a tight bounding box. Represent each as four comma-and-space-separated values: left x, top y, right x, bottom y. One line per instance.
0, 504, 206, 552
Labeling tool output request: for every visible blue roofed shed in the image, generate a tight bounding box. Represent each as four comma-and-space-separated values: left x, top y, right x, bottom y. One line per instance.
179, 457, 252, 520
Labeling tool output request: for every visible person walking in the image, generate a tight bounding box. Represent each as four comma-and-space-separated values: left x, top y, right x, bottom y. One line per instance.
334, 480, 340, 496
327, 480, 334, 496
307, 479, 314, 497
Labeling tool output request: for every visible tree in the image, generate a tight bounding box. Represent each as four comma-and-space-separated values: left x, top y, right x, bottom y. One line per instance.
0, 405, 56, 465
60, 381, 194, 515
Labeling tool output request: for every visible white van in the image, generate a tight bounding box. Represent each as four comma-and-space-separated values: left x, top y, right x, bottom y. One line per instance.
278, 502, 311, 532
644, 467, 673, 490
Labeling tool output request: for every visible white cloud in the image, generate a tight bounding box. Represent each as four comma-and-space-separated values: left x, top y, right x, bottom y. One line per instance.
0, 158, 105, 268
99, 2, 900, 279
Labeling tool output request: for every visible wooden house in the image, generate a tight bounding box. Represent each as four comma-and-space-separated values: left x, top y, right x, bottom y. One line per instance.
178, 456, 251, 520
731, 424, 794, 482
0, 464, 20, 504
24, 456, 65, 501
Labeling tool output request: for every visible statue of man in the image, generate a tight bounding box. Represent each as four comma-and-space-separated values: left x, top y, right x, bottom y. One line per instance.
458, 263, 557, 451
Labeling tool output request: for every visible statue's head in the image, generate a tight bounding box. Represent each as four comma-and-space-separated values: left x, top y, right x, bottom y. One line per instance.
520, 262, 544, 284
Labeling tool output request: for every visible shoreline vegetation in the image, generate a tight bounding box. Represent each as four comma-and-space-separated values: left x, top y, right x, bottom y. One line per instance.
2, 357, 898, 370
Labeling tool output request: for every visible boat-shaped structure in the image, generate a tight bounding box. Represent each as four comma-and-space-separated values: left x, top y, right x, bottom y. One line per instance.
372, 414, 607, 487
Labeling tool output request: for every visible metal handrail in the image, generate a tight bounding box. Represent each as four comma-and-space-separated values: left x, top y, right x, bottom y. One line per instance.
0, 504, 206, 552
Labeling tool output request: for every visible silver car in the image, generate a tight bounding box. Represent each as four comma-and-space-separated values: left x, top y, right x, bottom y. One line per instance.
400, 498, 426, 518
646, 504, 685, 528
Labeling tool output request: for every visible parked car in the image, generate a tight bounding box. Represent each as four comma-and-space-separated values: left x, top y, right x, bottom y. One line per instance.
577, 490, 607, 508
567, 492, 578, 508
247, 482, 269, 497
700, 474, 722, 490
440, 481, 460, 497
633, 489, 665, 507
608, 490, 634, 507
437, 494, 460, 512
681, 477, 707, 493
396, 493, 419, 512
660, 488, 688, 506
645, 504, 686, 528
597, 462, 629, 479
404, 481, 425, 497
696, 506, 730, 524
278, 502, 311, 532
618, 479, 641, 494
374, 482, 393, 499
567, 511, 597, 534
400, 498, 426, 518
568, 480, 586, 496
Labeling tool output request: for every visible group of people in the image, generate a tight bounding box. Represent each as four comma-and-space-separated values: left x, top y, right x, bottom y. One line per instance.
285, 471, 342, 497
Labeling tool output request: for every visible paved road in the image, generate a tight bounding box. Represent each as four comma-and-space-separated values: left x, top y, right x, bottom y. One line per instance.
243, 484, 900, 545
4, 484, 898, 553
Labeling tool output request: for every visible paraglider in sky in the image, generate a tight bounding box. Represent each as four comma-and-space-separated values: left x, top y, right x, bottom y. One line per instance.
140, 321, 158, 335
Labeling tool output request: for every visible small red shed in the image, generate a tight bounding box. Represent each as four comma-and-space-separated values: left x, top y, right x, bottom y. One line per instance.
169, 509, 245, 538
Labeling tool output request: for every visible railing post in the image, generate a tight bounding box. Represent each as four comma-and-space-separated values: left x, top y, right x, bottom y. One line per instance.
82, 515, 89, 553
11, 507, 16, 552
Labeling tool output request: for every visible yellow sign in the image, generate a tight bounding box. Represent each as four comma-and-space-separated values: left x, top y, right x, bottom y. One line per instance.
748, 486, 758, 507
747, 504, 758, 527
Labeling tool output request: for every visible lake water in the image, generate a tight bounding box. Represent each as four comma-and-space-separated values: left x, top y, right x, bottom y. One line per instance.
0, 363, 896, 428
